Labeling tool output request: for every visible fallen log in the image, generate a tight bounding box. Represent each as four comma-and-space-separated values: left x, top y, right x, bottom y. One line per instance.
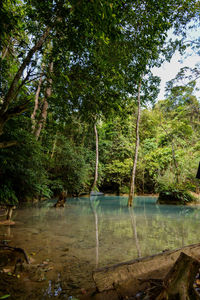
156, 252, 200, 300
93, 243, 200, 293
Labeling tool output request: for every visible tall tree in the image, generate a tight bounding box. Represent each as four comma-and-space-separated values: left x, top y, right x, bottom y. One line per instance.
128, 80, 142, 206
0, 0, 122, 142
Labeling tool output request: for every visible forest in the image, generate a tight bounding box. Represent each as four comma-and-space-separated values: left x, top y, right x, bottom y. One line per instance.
0, 0, 200, 207
1, 1, 200, 299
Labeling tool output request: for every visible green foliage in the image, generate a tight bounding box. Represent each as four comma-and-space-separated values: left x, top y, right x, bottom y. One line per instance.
0, 0, 199, 202
0, 117, 51, 203
0, 182, 18, 206
158, 186, 197, 205
0, 295, 11, 300
49, 137, 92, 196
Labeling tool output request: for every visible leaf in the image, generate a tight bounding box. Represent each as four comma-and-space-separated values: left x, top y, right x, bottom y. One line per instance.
0, 295, 11, 299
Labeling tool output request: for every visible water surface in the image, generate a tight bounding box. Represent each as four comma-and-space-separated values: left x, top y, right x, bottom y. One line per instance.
1, 196, 200, 296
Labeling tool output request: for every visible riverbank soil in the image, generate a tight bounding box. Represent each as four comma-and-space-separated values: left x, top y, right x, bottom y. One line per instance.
1, 243, 200, 299
0, 241, 97, 300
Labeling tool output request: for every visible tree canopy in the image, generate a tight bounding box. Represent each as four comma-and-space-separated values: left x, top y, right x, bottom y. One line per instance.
0, 0, 199, 204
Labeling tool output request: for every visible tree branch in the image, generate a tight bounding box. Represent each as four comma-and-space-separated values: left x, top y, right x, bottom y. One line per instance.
0, 27, 50, 116
0, 141, 18, 148
5, 101, 30, 120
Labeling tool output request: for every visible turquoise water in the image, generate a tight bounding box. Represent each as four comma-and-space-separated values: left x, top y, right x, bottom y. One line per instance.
1, 196, 200, 267
1, 196, 200, 266
1, 196, 200, 296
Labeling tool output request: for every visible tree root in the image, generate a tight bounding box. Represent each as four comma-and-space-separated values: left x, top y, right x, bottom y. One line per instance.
143, 252, 200, 300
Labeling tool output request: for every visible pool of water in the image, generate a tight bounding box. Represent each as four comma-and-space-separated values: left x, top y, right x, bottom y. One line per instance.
1, 196, 200, 297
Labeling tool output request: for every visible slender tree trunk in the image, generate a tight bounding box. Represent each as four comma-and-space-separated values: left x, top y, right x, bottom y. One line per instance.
34, 61, 53, 140
0, 28, 50, 118
128, 81, 141, 207
31, 73, 43, 131
0, 28, 50, 136
51, 132, 58, 159
171, 142, 179, 184
142, 163, 145, 194
91, 123, 99, 191
6, 206, 14, 221
34, 100, 48, 140
160, 124, 179, 184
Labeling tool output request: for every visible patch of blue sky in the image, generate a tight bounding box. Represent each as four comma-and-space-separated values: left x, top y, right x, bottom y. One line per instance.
152, 24, 200, 101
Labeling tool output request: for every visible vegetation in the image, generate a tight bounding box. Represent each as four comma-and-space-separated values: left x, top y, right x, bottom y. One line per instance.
0, 0, 200, 207
157, 187, 197, 205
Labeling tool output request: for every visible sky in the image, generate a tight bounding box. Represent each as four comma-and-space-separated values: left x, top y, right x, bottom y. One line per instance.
152, 27, 200, 101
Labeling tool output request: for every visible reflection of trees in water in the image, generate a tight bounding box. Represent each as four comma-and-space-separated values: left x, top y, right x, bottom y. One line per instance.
0, 225, 11, 239
3, 197, 200, 266
91, 197, 200, 260
90, 196, 99, 267
129, 207, 141, 258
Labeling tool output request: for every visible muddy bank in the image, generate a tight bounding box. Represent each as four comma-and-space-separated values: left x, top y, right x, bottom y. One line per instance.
1, 242, 200, 299
0, 248, 96, 300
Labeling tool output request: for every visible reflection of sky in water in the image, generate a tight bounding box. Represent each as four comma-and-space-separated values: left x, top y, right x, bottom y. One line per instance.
1, 196, 200, 270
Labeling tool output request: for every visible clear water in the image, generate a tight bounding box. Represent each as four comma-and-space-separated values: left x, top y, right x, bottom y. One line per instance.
1, 196, 200, 295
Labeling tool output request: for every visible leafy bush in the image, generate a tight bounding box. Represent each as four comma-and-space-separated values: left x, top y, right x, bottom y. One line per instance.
0, 182, 18, 206
48, 135, 92, 196
0, 118, 51, 203
157, 185, 197, 205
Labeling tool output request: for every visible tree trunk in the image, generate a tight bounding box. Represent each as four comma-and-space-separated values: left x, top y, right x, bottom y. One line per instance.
6, 206, 14, 221
0, 28, 50, 121
0, 141, 17, 149
51, 132, 58, 159
31, 73, 43, 131
0, 28, 50, 137
128, 81, 141, 207
53, 191, 67, 208
160, 124, 180, 185
34, 61, 53, 140
171, 142, 179, 184
156, 252, 200, 300
91, 123, 99, 191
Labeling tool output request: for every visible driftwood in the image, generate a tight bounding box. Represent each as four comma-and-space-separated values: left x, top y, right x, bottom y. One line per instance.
93, 243, 200, 294
54, 191, 67, 207
0, 205, 16, 224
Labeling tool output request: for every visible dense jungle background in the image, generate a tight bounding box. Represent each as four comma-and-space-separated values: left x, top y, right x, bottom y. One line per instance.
0, 0, 200, 206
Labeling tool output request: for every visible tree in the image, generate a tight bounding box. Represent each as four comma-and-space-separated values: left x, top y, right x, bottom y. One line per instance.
128, 81, 142, 206
0, 0, 122, 142
123, 0, 200, 206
